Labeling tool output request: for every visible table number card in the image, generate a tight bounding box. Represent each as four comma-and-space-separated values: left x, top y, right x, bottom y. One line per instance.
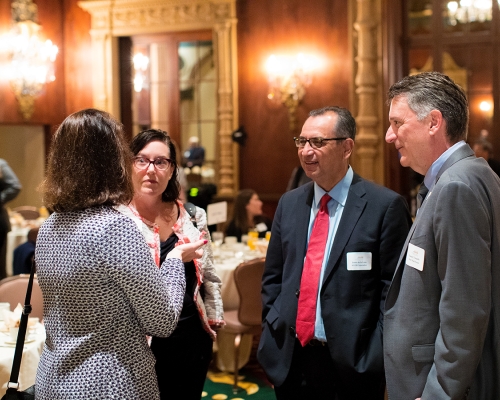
207, 201, 228, 226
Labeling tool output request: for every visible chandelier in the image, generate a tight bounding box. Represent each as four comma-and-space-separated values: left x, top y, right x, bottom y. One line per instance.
446, 0, 498, 25
2, 0, 58, 120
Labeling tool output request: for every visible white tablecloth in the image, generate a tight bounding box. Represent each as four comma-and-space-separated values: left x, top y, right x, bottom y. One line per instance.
0, 322, 45, 395
213, 243, 265, 372
6, 227, 30, 277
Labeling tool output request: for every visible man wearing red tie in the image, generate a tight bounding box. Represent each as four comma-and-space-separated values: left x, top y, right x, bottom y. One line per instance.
257, 106, 412, 399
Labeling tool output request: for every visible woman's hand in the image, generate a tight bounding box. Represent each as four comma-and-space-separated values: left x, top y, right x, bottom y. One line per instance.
167, 239, 207, 262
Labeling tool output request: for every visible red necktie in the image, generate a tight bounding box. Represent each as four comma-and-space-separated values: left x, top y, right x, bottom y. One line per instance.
296, 194, 331, 346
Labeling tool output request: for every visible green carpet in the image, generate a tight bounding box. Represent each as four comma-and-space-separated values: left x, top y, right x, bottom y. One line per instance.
202, 370, 276, 400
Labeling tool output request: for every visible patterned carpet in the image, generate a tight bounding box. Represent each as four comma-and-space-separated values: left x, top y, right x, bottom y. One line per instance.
202, 368, 276, 400
203, 335, 276, 400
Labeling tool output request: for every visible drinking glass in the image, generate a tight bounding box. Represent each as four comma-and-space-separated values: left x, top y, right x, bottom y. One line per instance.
212, 231, 224, 247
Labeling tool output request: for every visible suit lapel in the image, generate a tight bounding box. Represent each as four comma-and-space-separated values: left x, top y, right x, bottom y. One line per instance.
385, 143, 475, 309
295, 183, 315, 263
321, 173, 367, 285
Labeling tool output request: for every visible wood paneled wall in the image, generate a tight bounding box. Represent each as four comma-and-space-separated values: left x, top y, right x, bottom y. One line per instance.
236, 0, 351, 216
0, 0, 352, 218
0, 0, 67, 125
62, 0, 93, 116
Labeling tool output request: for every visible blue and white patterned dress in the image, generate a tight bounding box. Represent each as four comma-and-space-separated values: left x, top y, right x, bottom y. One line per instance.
34, 206, 186, 400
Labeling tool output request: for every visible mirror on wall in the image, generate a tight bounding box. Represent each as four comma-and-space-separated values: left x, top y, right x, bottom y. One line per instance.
130, 32, 217, 191
79, 0, 238, 198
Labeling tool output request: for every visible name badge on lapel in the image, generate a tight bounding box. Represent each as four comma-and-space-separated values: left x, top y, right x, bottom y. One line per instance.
347, 252, 372, 270
406, 243, 425, 271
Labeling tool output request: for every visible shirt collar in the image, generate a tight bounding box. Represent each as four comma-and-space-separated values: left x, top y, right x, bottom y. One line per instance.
424, 140, 466, 189
313, 166, 353, 207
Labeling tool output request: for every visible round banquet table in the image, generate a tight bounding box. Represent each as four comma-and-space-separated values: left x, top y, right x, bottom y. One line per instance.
0, 322, 45, 396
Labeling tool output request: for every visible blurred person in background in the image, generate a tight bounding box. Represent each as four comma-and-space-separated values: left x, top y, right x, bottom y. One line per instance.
0, 158, 21, 279
472, 136, 500, 178
117, 129, 224, 400
225, 188, 273, 242
183, 136, 205, 168
35, 109, 204, 400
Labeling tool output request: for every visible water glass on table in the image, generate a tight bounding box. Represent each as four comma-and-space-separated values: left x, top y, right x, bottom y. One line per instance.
212, 231, 224, 247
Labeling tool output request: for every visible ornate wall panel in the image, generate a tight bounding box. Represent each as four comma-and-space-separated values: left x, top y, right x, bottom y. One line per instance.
78, 0, 239, 196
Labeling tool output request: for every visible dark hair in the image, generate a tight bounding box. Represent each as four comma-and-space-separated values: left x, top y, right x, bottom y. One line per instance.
130, 129, 180, 203
231, 188, 257, 234
309, 106, 356, 140
42, 108, 133, 212
474, 138, 493, 154
387, 72, 469, 143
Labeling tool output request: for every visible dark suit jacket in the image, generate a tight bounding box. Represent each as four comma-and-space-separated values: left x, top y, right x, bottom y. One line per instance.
257, 172, 411, 397
384, 145, 500, 400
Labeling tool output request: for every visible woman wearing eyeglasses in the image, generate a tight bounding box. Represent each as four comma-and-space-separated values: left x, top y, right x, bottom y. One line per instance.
117, 129, 224, 400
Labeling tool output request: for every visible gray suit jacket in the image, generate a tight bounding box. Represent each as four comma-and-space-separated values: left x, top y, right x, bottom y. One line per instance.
384, 144, 500, 400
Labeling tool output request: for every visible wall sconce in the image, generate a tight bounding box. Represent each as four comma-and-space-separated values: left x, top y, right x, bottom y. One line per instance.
133, 52, 149, 92
479, 100, 493, 118
1, 0, 58, 120
265, 53, 321, 131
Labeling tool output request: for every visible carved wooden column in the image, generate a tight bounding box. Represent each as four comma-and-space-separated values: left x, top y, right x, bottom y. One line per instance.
353, 0, 384, 184
215, 19, 238, 197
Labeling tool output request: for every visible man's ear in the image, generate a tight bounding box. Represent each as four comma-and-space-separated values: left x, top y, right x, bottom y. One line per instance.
428, 109, 444, 136
343, 138, 354, 159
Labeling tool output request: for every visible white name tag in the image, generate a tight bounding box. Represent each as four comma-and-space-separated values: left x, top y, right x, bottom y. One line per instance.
256, 222, 268, 232
347, 252, 372, 270
406, 243, 425, 271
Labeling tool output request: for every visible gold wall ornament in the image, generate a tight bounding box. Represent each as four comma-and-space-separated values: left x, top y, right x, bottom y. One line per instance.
78, 0, 239, 197
2, 1, 58, 120
265, 53, 322, 131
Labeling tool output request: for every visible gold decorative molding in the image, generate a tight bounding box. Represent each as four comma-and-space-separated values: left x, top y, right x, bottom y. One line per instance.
78, 0, 239, 197
352, 0, 384, 184
410, 52, 468, 92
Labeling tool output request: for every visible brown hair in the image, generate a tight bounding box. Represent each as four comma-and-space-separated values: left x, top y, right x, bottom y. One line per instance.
230, 189, 257, 234
42, 108, 134, 212
129, 129, 180, 202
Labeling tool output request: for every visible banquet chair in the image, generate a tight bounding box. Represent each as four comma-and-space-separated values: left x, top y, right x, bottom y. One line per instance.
11, 206, 40, 221
0, 274, 43, 320
222, 257, 265, 393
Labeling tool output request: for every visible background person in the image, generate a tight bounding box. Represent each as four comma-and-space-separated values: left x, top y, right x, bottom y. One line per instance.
225, 188, 272, 242
384, 72, 500, 400
257, 106, 412, 400
0, 158, 21, 279
183, 136, 205, 168
34, 109, 204, 400
472, 136, 500, 177
286, 165, 312, 191
117, 129, 224, 400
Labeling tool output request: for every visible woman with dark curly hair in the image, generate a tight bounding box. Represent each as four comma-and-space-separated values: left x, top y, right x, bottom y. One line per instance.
35, 109, 205, 400
117, 129, 224, 400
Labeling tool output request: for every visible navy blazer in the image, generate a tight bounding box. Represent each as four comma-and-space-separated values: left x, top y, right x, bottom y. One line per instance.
257, 172, 411, 397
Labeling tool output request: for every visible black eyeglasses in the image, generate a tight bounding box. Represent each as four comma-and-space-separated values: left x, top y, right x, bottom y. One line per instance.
293, 136, 346, 149
133, 157, 173, 171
